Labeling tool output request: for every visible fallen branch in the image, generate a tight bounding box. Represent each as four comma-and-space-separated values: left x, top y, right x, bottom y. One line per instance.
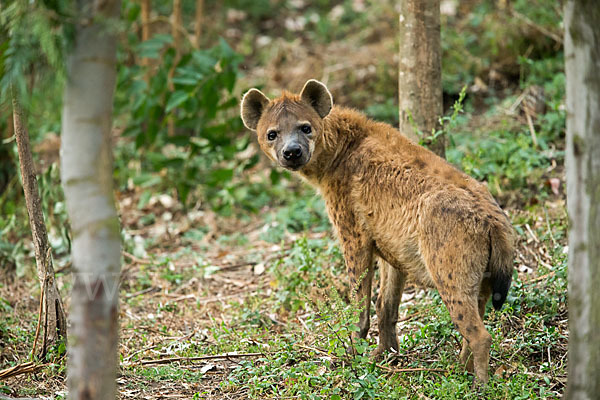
0, 362, 44, 381
172, 291, 260, 304
124, 286, 160, 299
123, 332, 195, 362
376, 364, 448, 374
139, 352, 263, 366
398, 310, 423, 323
122, 250, 152, 265
524, 271, 556, 285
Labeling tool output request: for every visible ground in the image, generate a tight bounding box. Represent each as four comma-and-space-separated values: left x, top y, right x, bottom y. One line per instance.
0, 176, 568, 398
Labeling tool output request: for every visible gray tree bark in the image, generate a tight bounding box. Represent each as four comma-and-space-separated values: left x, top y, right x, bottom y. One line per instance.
12, 95, 67, 357
398, 0, 445, 158
564, 1, 600, 399
61, 0, 122, 399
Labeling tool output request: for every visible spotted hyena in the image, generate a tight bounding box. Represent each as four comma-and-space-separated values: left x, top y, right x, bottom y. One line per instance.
240, 79, 515, 385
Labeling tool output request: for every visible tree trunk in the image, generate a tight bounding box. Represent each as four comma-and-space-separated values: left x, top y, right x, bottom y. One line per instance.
141, 0, 150, 42
61, 0, 122, 398
12, 95, 67, 358
398, 0, 445, 158
194, 0, 204, 49
140, 0, 151, 70
564, 1, 600, 399
168, 0, 183, 137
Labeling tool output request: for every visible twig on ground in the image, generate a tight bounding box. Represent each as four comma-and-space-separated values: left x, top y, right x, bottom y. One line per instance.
125, 286, 160, 299
525, 271, 556, 285
217, 262, 257, 271
172, 291, 259, 304
376, 364, 447, 374
398, 310, 423, 323
123, 332, 195, 362
122, 250, 152, 264
525, 112, 538, 147
525, 224, 540, 243
139, 352, 263, 366
0, 362, 44, 381
296, 344, 333, 357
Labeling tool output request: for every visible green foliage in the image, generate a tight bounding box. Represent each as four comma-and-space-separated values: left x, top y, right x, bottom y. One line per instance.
441, 0, 562, 93
260, 194, 330, 243
224, 287, 382, 399
365, 98, 398, 126
0, 0, 70, 104
115, 34, 246, 208
270, 236, 344, 313
446, 81, 565, 198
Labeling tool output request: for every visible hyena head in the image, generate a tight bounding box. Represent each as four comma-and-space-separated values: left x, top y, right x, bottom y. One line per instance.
240, 79, 333, 171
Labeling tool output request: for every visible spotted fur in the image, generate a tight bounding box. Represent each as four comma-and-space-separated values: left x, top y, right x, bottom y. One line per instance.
241, 80, 515, 385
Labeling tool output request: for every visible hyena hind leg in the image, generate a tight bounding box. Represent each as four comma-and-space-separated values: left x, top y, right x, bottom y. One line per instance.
442, 292, 491, 385
459, 279, 492, 373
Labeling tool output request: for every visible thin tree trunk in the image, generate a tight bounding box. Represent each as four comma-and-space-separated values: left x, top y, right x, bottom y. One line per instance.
141, 0, 150, 42
61, 0, 122, 398
140, 0, 151, 71
564, 1, 600, 399
171, 0, 182, 57
168, 0, 183, 136
12, 94, 67, 358
194, 0, 204, 49
398, 0, 445, 158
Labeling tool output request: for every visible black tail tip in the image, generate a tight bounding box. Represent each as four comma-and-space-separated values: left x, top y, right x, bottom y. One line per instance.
492, 291, 507, 310
491, 274, 512, 311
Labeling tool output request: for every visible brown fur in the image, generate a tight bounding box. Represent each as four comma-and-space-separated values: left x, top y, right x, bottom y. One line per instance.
241, 80, 515, 385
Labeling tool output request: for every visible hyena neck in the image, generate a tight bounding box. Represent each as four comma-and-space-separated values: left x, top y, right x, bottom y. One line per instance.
299, 106, 370, 184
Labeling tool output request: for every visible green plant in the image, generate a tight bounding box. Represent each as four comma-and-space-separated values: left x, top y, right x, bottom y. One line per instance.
270, 236, 344, 313
114, 30, 248, 209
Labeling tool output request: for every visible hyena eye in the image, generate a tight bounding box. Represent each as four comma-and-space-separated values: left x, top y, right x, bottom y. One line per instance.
300, 124, 312, 134
267, 130, 278, 141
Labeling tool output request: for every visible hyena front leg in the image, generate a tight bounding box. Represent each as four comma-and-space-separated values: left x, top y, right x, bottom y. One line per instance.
373, 260, 406, 358
337, 228, 375, 341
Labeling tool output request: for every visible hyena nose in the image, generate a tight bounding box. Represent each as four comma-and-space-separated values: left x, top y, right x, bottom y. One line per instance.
283, 144, 302, 160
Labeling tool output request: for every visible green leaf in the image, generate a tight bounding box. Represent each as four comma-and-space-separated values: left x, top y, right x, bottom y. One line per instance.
137, 190, 152, 209
192, 50, 217, 72
208, 168, 234, 185
166, 90, 189, 112
137, 34, 173, 59
172, 76, 199, 86
132, 173, 162, 188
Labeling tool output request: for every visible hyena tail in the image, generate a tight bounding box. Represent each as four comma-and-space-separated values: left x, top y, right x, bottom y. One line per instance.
489, 224, 515, 310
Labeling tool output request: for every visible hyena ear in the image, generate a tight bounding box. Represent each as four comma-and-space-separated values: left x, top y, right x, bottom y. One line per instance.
300, 79, 333, 118
240, 89, 270, 131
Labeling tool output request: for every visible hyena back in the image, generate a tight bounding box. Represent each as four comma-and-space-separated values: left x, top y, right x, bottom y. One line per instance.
240, 80, 515, 385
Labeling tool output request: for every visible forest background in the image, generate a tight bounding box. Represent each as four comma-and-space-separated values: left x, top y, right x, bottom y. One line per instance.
0, 0, 568, 398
